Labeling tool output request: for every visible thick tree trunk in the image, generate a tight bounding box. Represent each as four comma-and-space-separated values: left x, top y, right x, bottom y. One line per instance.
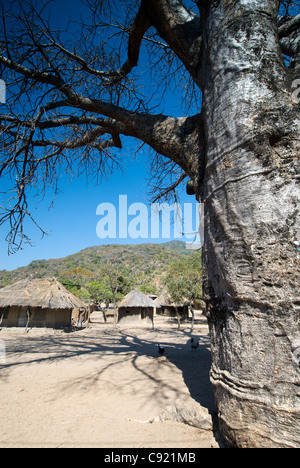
200, 0, 300, 447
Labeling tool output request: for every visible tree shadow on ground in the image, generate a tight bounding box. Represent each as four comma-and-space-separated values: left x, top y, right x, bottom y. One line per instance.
117, 328, 215, 413
0, 321, 216, 416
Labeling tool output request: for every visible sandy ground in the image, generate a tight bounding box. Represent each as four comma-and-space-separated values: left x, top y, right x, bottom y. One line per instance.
0, 313, 219, 448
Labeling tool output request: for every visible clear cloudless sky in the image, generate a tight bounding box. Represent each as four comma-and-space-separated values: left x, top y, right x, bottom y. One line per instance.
0, 0, 200, 271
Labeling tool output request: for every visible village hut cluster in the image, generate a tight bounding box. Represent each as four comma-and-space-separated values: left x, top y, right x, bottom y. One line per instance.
0, 278, 86, 330
0, 278, 190, 331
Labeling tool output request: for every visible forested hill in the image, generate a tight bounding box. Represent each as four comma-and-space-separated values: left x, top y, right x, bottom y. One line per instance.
0, 241, 195, 292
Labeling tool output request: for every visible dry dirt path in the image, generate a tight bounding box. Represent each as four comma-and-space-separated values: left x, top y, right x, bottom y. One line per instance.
0, 315, 219, 448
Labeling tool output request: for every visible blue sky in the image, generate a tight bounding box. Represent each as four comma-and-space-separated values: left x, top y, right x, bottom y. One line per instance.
0, 0, 201, 271
1, 0, 297, 271
0, 150, 198, 271
0, 134, 198, 271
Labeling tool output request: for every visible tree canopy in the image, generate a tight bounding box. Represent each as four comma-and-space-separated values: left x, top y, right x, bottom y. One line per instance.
163, 249, 202, 304
0, 0, 299, 252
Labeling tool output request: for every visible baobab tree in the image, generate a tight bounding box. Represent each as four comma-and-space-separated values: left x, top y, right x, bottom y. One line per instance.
0, 0, 299, 447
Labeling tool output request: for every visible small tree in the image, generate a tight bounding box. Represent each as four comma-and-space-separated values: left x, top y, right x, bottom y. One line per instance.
163, 250, 202, 330
61, 266, 93, 301
97, 260, 132, 328
87, 281, 112, 305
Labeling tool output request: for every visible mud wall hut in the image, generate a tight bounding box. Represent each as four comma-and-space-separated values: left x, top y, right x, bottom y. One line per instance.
117, 290, 157, 328
0, 278, 86, 329
155, 294, 189, 318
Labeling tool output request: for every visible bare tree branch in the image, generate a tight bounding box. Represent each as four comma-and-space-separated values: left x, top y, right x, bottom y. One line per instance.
143, 0, 202, 86
1, 0, 297, 253
279, 12, 300, 76
278, 12, 300, 38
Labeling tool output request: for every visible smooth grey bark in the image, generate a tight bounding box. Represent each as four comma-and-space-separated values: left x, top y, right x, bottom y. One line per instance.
199, 0, 300, 448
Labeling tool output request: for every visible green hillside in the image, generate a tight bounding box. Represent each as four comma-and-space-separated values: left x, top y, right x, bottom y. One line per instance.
0, 241, 195, 296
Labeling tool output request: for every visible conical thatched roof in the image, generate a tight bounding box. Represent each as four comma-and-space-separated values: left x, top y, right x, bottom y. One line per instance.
155, 294, 172, 306
155, 294, 189, 307
0, 278, 86, 310
118, 289, 157, 308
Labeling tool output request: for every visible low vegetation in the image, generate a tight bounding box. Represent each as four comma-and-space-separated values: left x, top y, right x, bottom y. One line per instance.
0, 241, 202, 304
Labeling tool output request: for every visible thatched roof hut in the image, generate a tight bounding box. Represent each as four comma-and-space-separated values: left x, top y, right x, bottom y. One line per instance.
117, 289, 157, 327
0, 278, 86, 329
118, 289, 157, 309
155, 294, 189, 318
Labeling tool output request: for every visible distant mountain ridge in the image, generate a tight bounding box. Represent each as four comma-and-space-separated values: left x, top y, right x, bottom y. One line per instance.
0, 240, 193, 289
